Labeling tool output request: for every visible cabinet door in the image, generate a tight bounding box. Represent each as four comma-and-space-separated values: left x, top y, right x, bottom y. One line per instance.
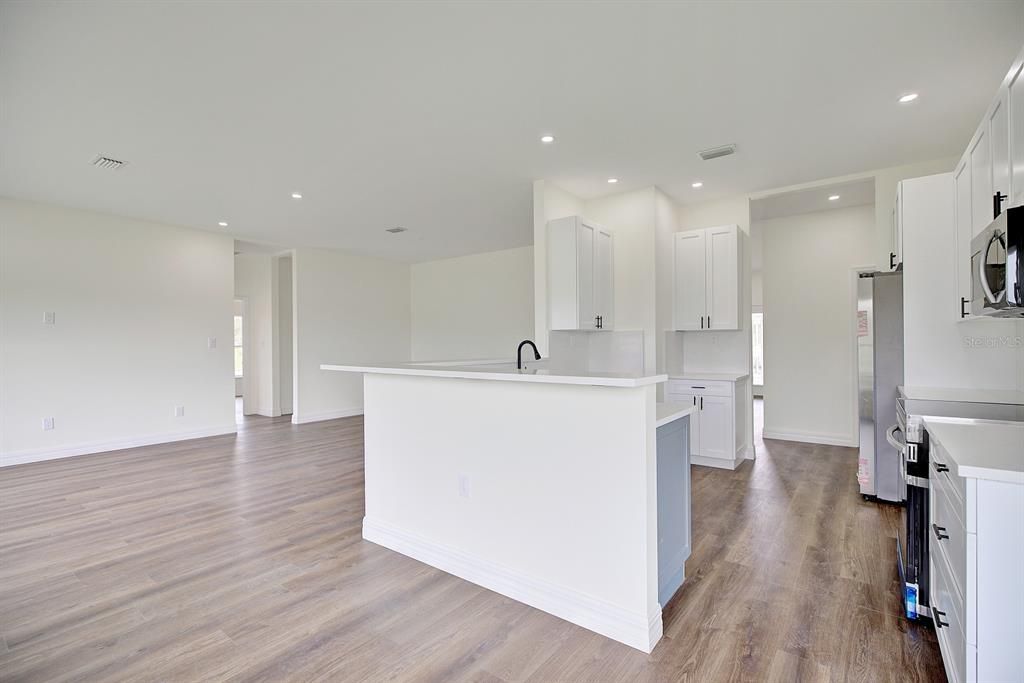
970, 127, 992, 235
893, 186, 903, 269
954, 159, 973, 320
697, 394, 733, 460
990, 91, 1010, 215
594, 228, 614, 329
670, 392, 700, 455
673, 231, 706, 330
1009, 61, 1024, 207
576, 222, 596, 329
705, 226, 739, 330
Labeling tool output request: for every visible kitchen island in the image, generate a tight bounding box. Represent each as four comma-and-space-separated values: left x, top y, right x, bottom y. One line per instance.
321, 360, 690, 652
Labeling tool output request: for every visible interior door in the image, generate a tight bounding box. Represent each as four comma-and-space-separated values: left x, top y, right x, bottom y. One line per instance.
697, 394, 732, 460
594, 228, 614, 329
576, 222, 595, 329
705, 226, 739, 330
673, 231, 706, 330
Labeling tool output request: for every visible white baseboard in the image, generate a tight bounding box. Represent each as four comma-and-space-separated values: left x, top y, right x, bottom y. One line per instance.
743, 445, 756, 460
1, 423, 238, 468
761, 429, 856, 448
291, 407, 363, 424
362, 517, 662, 653
691, 454, 743, 470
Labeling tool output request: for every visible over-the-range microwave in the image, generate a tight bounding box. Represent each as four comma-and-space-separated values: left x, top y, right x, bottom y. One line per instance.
971, 205, 1023, 318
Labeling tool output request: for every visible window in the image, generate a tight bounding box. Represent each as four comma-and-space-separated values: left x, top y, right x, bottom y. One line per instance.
751, 311, 764, 387
234, 314, 243, 378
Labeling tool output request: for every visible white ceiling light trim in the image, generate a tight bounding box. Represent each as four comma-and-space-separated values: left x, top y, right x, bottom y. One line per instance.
691, 181, 703, 188
291, 192, 303, 199
898, 93, 919, 103
218, 221, 228, 226
607, 178, 618, 184
540, 135, 555, 144
828, 194, 840, 201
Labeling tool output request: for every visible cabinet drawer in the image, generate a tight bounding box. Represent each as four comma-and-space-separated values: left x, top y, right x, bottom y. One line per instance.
667, 379, 732, 397
931, 555, 967, 683
930, 440, 966, 513
930, 474, 967, 600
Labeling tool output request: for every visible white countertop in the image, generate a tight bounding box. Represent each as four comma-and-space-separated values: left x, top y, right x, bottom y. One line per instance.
656, 402, 695, 427
923, 416, 1024, 484
899, 385, 1024, 405
321, 361, 667, 388
668, 371, 750, 382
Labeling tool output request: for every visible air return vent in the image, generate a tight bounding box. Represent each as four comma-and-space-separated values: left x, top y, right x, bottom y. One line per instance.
385, 226, 408, 234
91, 155, 128, 170
698, 144, 736, 161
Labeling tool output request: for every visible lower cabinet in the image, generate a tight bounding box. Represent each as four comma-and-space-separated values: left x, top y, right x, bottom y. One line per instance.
928, 436, 1024, 683
665, 377, 748, 470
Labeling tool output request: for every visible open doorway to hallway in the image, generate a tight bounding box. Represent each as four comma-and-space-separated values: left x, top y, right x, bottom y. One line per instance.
234, 242, 295, 421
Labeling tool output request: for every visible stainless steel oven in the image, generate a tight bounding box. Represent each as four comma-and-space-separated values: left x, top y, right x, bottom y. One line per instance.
970, 205, 1023, 318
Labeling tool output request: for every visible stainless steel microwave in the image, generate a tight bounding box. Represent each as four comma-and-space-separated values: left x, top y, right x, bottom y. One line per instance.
970, 205, 1023, 318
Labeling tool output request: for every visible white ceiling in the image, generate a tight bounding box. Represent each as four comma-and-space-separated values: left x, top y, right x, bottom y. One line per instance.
1, 2, 1022, 262
750, 178, 876, 223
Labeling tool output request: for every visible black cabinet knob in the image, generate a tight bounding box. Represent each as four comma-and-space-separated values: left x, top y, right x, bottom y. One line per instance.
934, 462, 950, 473
934, 609, 949, 629
932, 523, 949, 541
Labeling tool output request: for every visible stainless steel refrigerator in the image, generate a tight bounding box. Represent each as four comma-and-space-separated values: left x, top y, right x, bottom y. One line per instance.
856, 271, 904, 502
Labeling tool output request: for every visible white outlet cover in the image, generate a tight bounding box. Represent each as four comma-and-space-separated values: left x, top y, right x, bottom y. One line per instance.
174, 406, 185, 417
207, 337, 217, 349
458, 474, 470, 498
43, 311, 55, 325
42, 417, 55, 430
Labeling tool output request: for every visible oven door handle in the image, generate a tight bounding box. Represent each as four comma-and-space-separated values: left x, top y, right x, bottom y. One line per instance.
886, 424, 905, 454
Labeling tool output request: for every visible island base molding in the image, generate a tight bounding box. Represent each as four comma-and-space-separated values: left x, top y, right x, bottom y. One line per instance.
363, 516, 663, 653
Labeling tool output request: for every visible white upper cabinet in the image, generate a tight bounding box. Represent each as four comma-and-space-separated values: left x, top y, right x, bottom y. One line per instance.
990, 91, 1010, 216
672, 230, 706, 330
1009, 59, 1024, 207
893, 187, 904, 270
970, 126, 992, 235
954, 159, 974, 320
672, 225, 740, 331
547, 216, 614, 331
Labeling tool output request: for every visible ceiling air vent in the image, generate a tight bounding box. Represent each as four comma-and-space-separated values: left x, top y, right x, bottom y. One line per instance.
385, 227, 408, 234
91, 155, 128, 170
698, 144, 736, 161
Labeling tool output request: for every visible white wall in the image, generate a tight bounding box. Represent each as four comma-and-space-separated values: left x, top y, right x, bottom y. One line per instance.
292, 246, 410, 423
585, 188, 658, 374
532, 181, 585, 356
410, 246, 533, 361
234, 253, 275, 416
0, 198, 235, 466
760, 204, 875, 446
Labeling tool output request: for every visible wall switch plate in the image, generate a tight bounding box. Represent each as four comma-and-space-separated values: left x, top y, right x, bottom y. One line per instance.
458, 474, 471, 498
42, 417, 55, 431
174, 405, 185, 417
43, 312, 55, 325
207, 337, 217, 349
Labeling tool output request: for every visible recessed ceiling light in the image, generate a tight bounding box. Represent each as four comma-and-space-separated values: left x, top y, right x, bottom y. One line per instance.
691, 181, 703, 188
291, 192, 303, 199
828, 194, 840, 201
540, 135, 555, 144
898, 93, 918, 103
607, 178, 619, 184
218, 221, 228, 227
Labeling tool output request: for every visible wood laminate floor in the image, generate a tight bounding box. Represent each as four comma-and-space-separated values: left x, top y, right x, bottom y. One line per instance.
0, 401, 945, 682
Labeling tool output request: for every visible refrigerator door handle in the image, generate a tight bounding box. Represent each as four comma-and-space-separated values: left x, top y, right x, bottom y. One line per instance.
885, 424, 905, 454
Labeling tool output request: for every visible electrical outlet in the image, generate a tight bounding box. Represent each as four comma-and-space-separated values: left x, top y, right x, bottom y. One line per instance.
207, 337, 217, 349
174, 405, 185, 417
458, 474, 471, 498
42, 417, 55, 431
43, 311, 55, 325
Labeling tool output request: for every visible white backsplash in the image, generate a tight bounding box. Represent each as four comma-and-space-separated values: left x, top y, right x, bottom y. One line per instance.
548, 330, 645, 374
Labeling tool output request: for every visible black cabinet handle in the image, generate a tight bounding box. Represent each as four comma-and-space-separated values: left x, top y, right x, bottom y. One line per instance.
692, 396, 696, 406
960, 297, 969, 319
994, 191, 1009, 218
708, 315, 711, 328
890, 252, 896, 269
932, 523, 949, 541
700, 315, 704, 329
699, 396, 703, 410
934, 461, 949, 473
934, 609, 949, 629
